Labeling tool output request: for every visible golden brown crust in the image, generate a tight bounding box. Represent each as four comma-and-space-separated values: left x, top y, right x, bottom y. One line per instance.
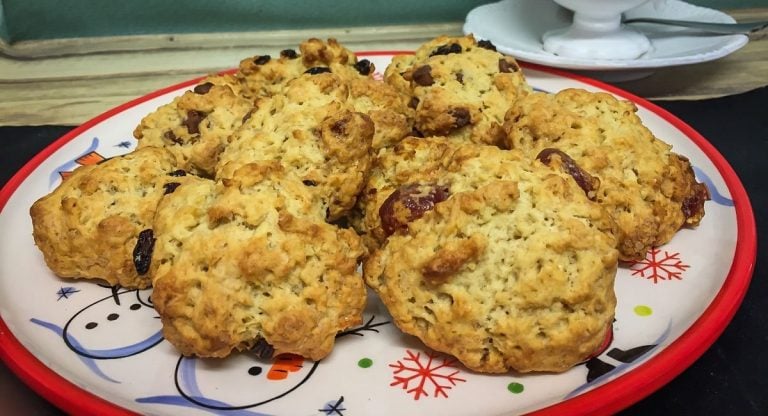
30, 147, 181, 288
503, 88, 709, 260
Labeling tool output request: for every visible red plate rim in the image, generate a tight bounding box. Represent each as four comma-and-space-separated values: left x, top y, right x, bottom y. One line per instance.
0, 51, 757, 416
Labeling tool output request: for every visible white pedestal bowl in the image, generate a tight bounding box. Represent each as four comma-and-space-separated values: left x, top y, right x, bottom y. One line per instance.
543, 0, 652, 60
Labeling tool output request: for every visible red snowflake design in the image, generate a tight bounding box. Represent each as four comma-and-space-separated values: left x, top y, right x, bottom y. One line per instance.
628, 248, 690, 283
388, 349, 466, 400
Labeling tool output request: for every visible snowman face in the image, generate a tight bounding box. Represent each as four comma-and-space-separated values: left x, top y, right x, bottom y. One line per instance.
63, 288, 163, 359
175, 352, 319, 409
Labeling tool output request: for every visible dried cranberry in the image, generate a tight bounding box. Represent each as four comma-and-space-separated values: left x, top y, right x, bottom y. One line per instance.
163, 182, 181, 194
682, 183, 710, 220
450, 108, 471, 128
133, 229, 155, 275
254, 55, 271, 65
193, 82, 214, 94
353, 59, 373, 75
241, 109, 254, 124
163, 130, 182, 144
499, 58, 519, 73
412, 65, 434, 86
408, 97, 420, 109
252, 337, 274, 359
477, 39, 497, 51
409, 127, 424, 138
167, 169, 187, 177
183, 110, 207, 134
430, 43, 462, 57
329, 118, 351, 137
304, 67, 331, 75
379, 184, 451, 236
280, 49, 298, 59
536, 148, 599, 200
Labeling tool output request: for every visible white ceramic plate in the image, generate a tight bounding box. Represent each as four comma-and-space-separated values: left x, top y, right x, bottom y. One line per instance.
464, 0, 748, 73
0, 52, 756, 416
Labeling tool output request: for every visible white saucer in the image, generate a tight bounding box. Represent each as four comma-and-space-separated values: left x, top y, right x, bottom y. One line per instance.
464, 0, 748, 76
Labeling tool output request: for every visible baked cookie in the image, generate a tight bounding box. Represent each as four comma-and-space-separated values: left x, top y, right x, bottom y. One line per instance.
347, 76, 413, 150
217, 72, 375, 221
383, 35, 531, 146
362, 138, 618, 373
150, 162, 367, 360
503, 88, 709, 260
133, 79, 253, 177
238, 38, 369, 98
30, 147, 182, 289
238, 38, 412, 150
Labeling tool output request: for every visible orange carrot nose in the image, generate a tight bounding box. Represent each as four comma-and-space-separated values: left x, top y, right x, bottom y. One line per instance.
59, 151, 107, 180
75, 151, 106, 166
267, 353, 305, 381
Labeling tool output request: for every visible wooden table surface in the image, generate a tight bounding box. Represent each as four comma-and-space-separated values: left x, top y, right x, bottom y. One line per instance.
0, 8, 766, 127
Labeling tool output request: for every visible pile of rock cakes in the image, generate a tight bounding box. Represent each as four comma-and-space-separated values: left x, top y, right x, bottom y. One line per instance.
30, 35, 708, 373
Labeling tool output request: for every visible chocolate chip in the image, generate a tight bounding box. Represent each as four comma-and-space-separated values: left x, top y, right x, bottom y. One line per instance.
379, 183, 451, 236
353, 59, 373, 75
183, 110, 207, 135
167, 169, 187, 177
133, 229, 155, 275
412, 65, 434, 86
499, 58, 519, 73
455, 72, 464, 84
430, 43, 462, 57
302, 179, 317, 187
450, 108, 471, 128
408, 97, 420, 109
280, 49, 298, 59
536, 148, 600, 200
304, 67, 331, 75
478, 39, 497, 51
163, 182, 181, 194
252, 337, 274, 359
254, 55, 271, 65
193, 82, 214, 95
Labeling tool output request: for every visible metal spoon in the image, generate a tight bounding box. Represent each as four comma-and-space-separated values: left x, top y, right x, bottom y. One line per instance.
623, 17, 768, 34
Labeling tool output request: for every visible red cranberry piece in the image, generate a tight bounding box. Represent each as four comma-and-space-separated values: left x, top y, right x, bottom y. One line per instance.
379, 183, 451, 236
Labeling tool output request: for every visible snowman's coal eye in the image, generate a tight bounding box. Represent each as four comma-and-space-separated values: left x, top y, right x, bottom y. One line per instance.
248, 366, 263, 376
107, 313, 119, 321
130, 303, 141, 311
85, 322, 97, 329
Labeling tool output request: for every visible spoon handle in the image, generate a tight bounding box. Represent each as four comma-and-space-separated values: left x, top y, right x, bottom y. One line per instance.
623, 17, 768, 34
